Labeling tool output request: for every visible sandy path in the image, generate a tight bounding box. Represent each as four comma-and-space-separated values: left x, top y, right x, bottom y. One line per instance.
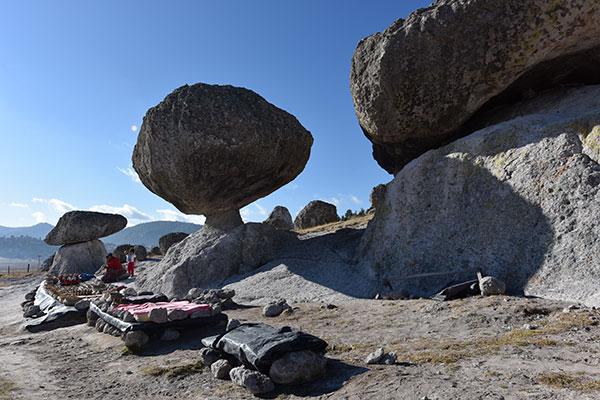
2, 277, 600, 399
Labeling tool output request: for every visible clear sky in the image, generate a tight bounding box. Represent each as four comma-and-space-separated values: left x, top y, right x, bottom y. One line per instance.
0, 1, 429, 227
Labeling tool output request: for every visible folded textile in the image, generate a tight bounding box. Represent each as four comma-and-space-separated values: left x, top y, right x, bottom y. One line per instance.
115, 301, 211, 321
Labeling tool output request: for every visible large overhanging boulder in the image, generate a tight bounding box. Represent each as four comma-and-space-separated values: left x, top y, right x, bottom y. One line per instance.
132, 83, 313, 229
44, 211, 127, 245
359, 86, 600, 305
351, 0, 600, 173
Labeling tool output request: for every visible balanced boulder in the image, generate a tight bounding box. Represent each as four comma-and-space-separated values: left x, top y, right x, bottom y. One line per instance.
351, 0, 600, 173
44, 211, 127, 245
132, 83, 313, 230
359, 86, 600, 305
294, 200, 339, 230
49, 240, 107, 275
158, 232, 189, 255
263, 206, 294, 230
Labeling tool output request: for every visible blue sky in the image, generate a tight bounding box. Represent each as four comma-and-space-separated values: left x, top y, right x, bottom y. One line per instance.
0, 1, 428, 227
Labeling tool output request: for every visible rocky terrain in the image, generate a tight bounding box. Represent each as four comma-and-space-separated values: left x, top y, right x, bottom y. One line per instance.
5, 272, 600, 400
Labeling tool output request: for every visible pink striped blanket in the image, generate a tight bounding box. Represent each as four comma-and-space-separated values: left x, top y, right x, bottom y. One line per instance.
115, 301, 210, 320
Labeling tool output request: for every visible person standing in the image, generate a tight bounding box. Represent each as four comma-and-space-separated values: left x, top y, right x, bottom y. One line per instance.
126, 248, 137, 278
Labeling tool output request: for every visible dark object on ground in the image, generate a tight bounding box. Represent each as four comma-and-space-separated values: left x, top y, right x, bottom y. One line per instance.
431, 280, 480, 301
24, 283, 86, 332
201, 322, 328, 374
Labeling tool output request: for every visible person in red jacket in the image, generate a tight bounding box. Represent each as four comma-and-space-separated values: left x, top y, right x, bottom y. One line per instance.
102, 253, 125, 283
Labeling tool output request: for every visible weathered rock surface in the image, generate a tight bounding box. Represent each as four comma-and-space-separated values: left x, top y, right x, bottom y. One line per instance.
269, 350, 327, 384
49, 240, 107, 275
136, 223, 296, 298
262, 299, 291, 317
263, 206, 294, 230
40, 254, 54, 272
351, 0, 600, 173
45, 211, 127, 245
294, 200, 339, 229
158, 232, 189, 255
478, 275, 506, 297
211, 359, 233, 380
132, 83, 313, 228
360, 86, 600, 306
229, 366, 274, 394
200, 348, 221, 367
369, 184, 386, 210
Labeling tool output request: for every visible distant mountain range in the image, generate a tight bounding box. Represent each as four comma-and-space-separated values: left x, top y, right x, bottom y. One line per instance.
0, 221, 202, 260
103, 221, 202, 249
0, 223, 53, 239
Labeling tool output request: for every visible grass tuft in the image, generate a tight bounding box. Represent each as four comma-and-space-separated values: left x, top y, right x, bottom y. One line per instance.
538, 372, 600, 392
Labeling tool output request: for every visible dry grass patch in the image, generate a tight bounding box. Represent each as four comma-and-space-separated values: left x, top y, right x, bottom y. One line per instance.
538, 372, 600, 392
142, 361, 204, 378
0, 377, 15, 400
294, 214, 373, 235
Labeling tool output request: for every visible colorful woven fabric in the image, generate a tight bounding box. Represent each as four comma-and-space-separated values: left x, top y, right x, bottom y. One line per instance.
115, 301, 210, 321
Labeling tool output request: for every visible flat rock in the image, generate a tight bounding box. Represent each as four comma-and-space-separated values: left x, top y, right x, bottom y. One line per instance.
123, 331, 149, 349
45, 211, 127, 245
294, 200, 339, 229
263, 206, 294, 230
136, 223, 295, 298
351, 0, 600, 173
360, 86, 600, 306
49, 240, 107, 275
132, 83, 313, 227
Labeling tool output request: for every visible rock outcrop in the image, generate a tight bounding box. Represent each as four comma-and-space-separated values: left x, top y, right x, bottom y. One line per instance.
136, 223, 296, 298
44, 211, 127, 245
132, 83, 313, 229
360, 86, 600, 305
158, 232, 189, 255
294, 200, 339, 230
49, 239, 107, 275
351, 0, 600, 173
263, 206, 293, 230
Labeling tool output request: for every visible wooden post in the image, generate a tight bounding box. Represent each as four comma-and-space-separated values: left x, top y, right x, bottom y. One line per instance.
7, 265, 10, 275
27, 264, 30, 273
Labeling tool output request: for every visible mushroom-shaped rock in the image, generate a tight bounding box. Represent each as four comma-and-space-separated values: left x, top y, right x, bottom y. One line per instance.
44, 211, 127, 245
294, 200, 339, 230
158, 232, 189, 255
132, 83, 313, 229
351, 0, 600, 173
263, 206, 294, 230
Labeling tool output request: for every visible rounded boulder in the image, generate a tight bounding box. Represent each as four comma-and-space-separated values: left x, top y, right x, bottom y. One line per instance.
44, 211, 127, 245
132, 83, 313, 227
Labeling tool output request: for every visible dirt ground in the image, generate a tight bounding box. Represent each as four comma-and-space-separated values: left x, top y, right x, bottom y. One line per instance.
2, 275, 600, 400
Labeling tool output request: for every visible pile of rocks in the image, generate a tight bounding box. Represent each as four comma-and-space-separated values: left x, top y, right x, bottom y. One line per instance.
21, 288, 42, 319
186, 287, 236, 310
45, 211, 127, 275
202, 346, 327, 395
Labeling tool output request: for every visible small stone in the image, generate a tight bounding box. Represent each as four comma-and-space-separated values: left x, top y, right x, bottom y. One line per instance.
86, 309, 99, 326
200, 347, 221, 367
160, 329, 180, 341
123, 331, 149, 350
381, 352, 397, 365
120, 287, 137, 297
478, 275, 506, 296
211, 359, 233, 380
148, 308, 168, 323
25, 291, 36, 301
190, 309, 212, 319
23, 305, 42, 318
74, 299, 90, 311
167, 308, 188, 321
122, 312, 136, 323
227, 319, 241, 331
186, 287, 203, 300
263, 299, 290, 317
229, 366, 274, 394
269, 350, 327, 385
523, 324, 538, 330
95, 318, 106, 332
211, 303, 222, 315
365, 347, 385, 364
